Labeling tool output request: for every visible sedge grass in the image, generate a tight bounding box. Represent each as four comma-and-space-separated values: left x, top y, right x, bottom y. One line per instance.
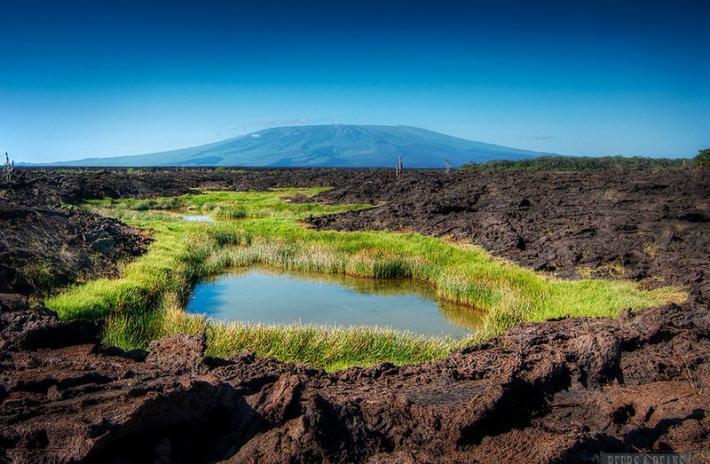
45, 188, 686, 370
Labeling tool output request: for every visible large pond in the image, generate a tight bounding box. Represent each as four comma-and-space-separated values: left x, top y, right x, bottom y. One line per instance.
185, 267, 483, 337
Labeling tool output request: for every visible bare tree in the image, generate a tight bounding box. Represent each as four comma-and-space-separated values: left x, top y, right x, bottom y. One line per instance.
3, 152, 14, 183
395, 154, 403, 179
443, 158, 452, 174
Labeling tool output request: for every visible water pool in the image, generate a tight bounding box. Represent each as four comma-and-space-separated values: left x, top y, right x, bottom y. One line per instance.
185, 267, 483, 337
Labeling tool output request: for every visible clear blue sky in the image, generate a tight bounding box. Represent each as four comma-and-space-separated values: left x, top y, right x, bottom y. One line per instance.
1, 0, 708, 162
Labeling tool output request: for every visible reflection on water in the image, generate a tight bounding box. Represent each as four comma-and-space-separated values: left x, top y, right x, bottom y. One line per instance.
182, 215, 214, 222
185, 267, 483, 337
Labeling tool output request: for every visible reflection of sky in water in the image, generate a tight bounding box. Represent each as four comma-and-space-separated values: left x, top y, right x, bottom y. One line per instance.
185, 268, 483, 338
182, 215, 214, 222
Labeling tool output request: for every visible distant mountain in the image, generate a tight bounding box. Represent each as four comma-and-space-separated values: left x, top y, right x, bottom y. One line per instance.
50, 125, 545, 168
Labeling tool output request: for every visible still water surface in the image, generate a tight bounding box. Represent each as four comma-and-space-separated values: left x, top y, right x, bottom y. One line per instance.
182, 214, 214, 222
185, 267, 483, 337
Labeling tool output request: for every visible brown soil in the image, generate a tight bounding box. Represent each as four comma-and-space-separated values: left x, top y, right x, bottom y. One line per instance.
0, 168, 708, 463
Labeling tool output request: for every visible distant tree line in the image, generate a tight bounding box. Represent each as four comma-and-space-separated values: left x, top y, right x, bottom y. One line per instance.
696, 148, 710, 167
460, 151, 710, 173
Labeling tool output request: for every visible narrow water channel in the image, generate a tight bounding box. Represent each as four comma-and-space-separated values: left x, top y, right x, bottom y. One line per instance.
185, 267, 483, 337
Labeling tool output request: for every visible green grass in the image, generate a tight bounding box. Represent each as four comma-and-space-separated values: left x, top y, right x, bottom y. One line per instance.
45, 188, 686, 370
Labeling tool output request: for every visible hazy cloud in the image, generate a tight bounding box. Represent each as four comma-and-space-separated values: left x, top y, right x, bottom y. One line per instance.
229, 118, 334, 134
518, 135, 556, 141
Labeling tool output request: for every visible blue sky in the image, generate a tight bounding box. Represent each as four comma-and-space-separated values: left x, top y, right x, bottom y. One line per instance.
1, 0, 708, 162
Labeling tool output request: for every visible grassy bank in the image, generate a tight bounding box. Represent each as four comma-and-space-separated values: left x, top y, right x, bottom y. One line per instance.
46, 188, 685, 370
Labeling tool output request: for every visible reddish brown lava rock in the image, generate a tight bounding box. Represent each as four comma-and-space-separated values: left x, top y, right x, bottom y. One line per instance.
1, 280, 707, 463
1, 168, 708, 463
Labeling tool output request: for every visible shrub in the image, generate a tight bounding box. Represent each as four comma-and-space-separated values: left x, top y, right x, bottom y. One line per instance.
695, 148, 710, 167
461, 155, 688, 172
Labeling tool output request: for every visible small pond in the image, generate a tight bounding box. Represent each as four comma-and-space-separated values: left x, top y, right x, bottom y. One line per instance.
185, 267, 483, 337
182, 214, 214, 222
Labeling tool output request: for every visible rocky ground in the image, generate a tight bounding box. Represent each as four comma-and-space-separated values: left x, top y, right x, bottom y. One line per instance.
308, 168, 709, 285
1, 168, 708, 463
